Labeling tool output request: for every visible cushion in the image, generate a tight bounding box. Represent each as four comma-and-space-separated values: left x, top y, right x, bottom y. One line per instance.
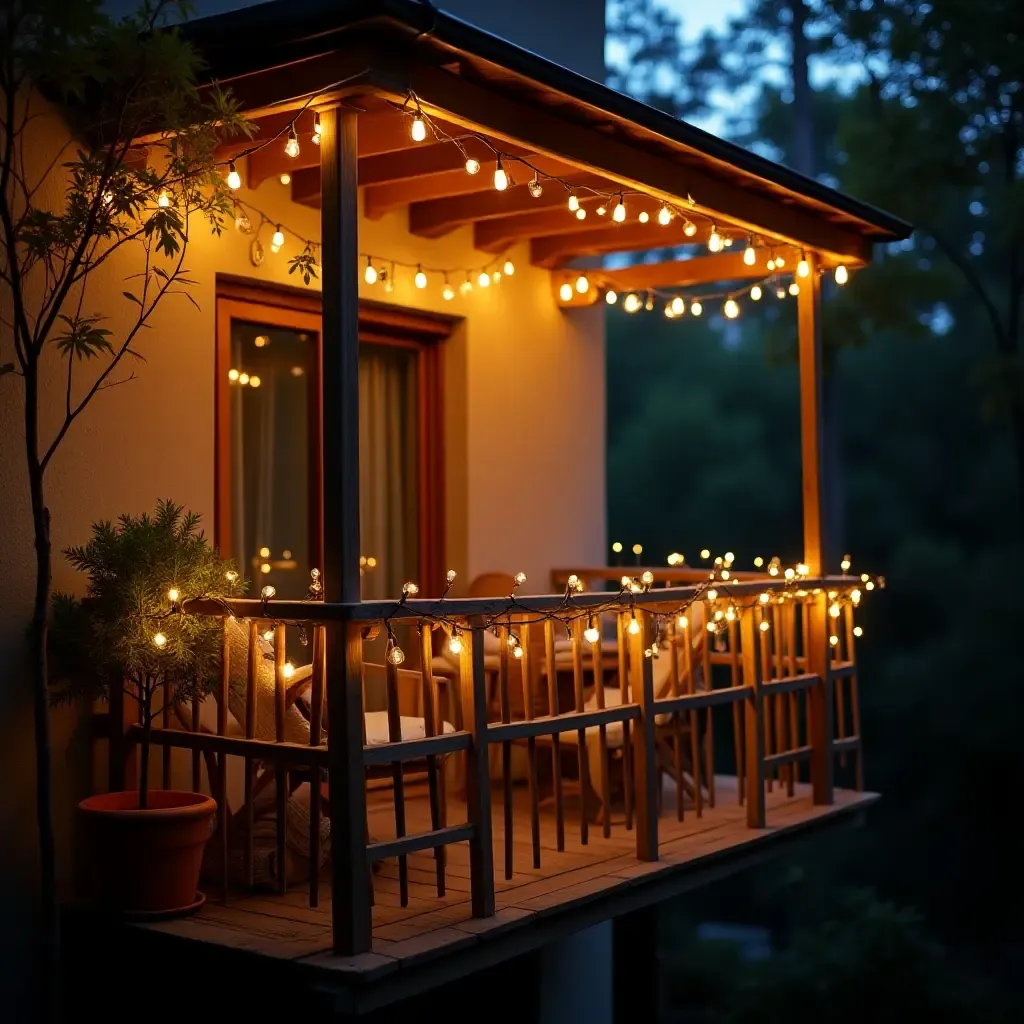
364, 712, 455, 746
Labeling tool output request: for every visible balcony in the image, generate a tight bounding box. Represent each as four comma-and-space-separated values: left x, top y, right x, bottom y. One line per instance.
108, 570, 873, 1006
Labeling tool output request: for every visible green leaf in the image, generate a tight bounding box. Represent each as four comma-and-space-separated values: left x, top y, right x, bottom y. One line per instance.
54, 314, 114, 360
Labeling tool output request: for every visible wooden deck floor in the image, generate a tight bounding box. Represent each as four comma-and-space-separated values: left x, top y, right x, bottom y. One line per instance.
140, 778, 875, 1007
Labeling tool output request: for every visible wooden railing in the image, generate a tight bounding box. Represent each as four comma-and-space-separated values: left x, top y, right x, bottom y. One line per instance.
107, 576, 864, 956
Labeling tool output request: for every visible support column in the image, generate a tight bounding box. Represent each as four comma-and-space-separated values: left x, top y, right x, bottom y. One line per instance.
797, 254, 834, 805
320, 104, 372, 953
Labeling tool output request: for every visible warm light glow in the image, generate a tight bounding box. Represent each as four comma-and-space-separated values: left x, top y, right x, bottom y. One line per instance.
260, 562, 271, 574
658, 205, 672, 226
829, 635, 840, 647
743, 242, 756, 265
152, 632, 167, 648
612, 197, 626, 223
465, 157, 481, 175
750, 285, 762, 301
254, 335, 268, 348
721, 569, 731, 580
575, 273, 590, 294
605, 290, 618, 305
513, 645, 524, 660
667, 553, 683, 565
479, 271, 491, 288
410, 117, 427, 143
789, 281, 800, 296
830, 602, 842, 618
760, 619, 771, 632
797, 563, 809, 576
228, 368, 239, 381
271, 226, 285, 252
263, 629, 274, 641
387, 643, 406, 666
261, 585, 276, 600
664, 304, 676, 320
759, 592, 770, 604
493, 159, 508, 191
628, 615, 640, 635
249, 375, 261, 388
754, 556, 764, 567
528, 177, 543, 198
227, 162, 241, 190
724, 298, 739, 319
797, 254, 810, 277
238, 372, 250, 385
449, 632, 463, 655
708, 227, 723, 252
442, 283, 455, 301
633, 544, 643, 555
291, 365, 304, 377
835, 264, 849, 285
568, 193, 580, 213
851, 589, 861, 604
597, 206, 607, 216
708, 589, 718, 600
259, 546, 270, 557
671, 296, 685, 316
503, 260, 515, 276
678, 615, 688, 630
415, 267, 427, 289
364, 260, 377, 285
157, 190, 171, 208
311, 113, 321, 145
683, 220, 697, 237
623, 293, 641, 313
559, 282, 574, 302
279, 173, 291, 185
725, 606, 736, 621
225, 571, 238, 582
691, 300, 703, 316
612, 542, 623, 553
853, 625, 863, 638
865, 580, 875, 591
841, 555, 852, 572
700, 548, 710, 559
402, 581, 419, 596
282, 662, 295, 678
584, 624, 600, 644
784, 567, 795, 580
638, 211, 649, 224
167, 588, 180, 603
284, 128, 300, 159
514, 571, 527, 587
775, 255, 785, 268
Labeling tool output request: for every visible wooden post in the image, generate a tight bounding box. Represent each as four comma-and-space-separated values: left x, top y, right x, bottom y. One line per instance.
320, 104, 371, 954
797, 252, 829, 575
629, 611, 658, 861
740, 613, 765, 828
462, 621, 495, 917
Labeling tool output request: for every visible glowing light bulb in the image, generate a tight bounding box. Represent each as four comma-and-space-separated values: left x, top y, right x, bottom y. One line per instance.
559, 282, 573, 302
567, 193, 580, 213
851, 589, 862, 604
442, 282, 455, 301
259, 546, 270, 557
167, 588, 180, 603
225, 571, 238, 582
830, 602, 842, 618
446, 569, 457, 585
789, 282, 800, 296
612, 197, 626, 223
279, 173, 291, 185
623, 293, 641, 313
865, 580, 875, 591
664, 303, 676, 319
449, 632, 463, 655
513, 645, 524, 659
700, 549, 710, 559
597, 205, 607, 216
465, 157, 481, 175
605, 290, 618, 305
402, 581, 419, 596
503, 260, 515, 276
754, 557, 764, 567
493, 159, 508, 191
227, 162, 241, 190
460, 278, 473, 296
282, 662, 295, 678
724, 298, 739, 319
254, 335, 268, 348
853, 625, 863, 638
638, 211, 649, 224
528, 177, 543, 198
784, 568, 795, 580
683, 220, 697, 237
776, 286, 787, 299
797, 563, 809, 576
760, 619, 771, 632
671, 296, 685, 316
829, 635, 839, 647
410, 117, 427, 143
387, 643, 406, 665
658, 205, 672, 225
775, 255, 785, 268
612, 542, 623, 553
628, 615, 640, 636
835, 264, 848, 285
228, 368, 239, 381
261, 585, 276, 600
743, 243, 756, 265
478, 271, 491, 288
415, 267, 427, 289
708, 589, 718, 601
157, 190, 170, 208
311, 114, 321, 145
750, 285, 762, 301
271, 226, 285, 252
152, 632, 167, 648
576, 208, 587, 220
234, 210, 251, 233
797, 254, 810, 277
249, 375, 261, 388
767, 258, 776, 271
677, 615, 688, 630
364, 260, 377, 285
759, 592, 770, 604
238, 372, 250, 385
284, 128, 299, 159
691, 300, 703, 316
708, 227, 723, 253
584, 623, 600, 644
841, 555, 852, 572
575, 273, 589, 294
514, 572, 527, 587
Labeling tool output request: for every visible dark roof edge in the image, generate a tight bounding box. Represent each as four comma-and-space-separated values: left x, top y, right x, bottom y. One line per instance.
184, 0, 912, 241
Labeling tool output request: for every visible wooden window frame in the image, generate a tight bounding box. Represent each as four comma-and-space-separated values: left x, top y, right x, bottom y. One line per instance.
215, 276, 451, 592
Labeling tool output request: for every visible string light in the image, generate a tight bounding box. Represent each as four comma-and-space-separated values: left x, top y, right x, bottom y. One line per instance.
575, 208, 587, 221
271, 225, 285, 253
841, 554, 852, 572
567, 192, 580, 213
311, 113, 321, 145
528, 176, 543, 198
449, 630, 463, 655
279, 173, 291, 185
665, 303, 675, 319
465, 157, 481, 175
503, 260, 515, 276
751, 284, 762, 301
723, 298, 739, 319
228, 368, 239, 381
225, 571, 238, 582
658, 204, 672, 225
584, 618, 600, 644
364, 258, 378, 285
575, 273, 590, 294
691, 300, 703, 316
612, 542, 623, 554
402, 582, 420, 597
460, 275, 473, 297
835, 264, 849, 285
442, 280, 455, 301
743, 240, 756, 265
683, 220, 698, 237
789, 281, 800, 296
234, 209, 251, 233
628, 612, 640, 635
612, 196, 626, 222
853, 625, 864, 638
249, 375, 261, 388
152, 632, 167, 648
238, 372, 250, 385
414, 266, 428, 289
774, 254, 785, 268
559, 282, 574, 302
478, 270, 491, 288
797, 252, 810, 277
708, 225, 723, 253
671, 296, 685, 316
677, 615, 688, 629
410, 116, 427, 142
227, 162, 241, 190
157, 191, 171, 208
760, 619, 771, 632
387, 641, 405, 666
776, 285, 787, 299
597, 206, 607, 216
261, 585, 276, 600
493, 158, 508, 191
638, 211, 649, 224
282, 662, 296, 678
284, 126, 300, 159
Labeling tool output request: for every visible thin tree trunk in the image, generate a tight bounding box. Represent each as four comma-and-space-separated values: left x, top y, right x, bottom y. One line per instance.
25, 361, 60, 1023
139, 678, 151, 810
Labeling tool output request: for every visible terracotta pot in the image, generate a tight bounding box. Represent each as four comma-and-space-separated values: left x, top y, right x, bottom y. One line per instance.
78, 790, 217, 915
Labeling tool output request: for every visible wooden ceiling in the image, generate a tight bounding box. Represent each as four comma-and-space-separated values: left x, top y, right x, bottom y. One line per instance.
216, 98, 810, 288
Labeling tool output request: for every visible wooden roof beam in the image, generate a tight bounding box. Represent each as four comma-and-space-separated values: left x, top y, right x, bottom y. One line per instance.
530, 219, 715, 268
593, 247, 806, 291
371, 59, 873, 264
408, 173, 615, 238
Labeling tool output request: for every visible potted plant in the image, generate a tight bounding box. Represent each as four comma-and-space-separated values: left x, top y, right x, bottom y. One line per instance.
50, 500, 245, 916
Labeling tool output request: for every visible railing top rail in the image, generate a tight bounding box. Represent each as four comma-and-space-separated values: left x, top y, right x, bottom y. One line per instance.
552, 565, 771, 583
182, 575, 860, 623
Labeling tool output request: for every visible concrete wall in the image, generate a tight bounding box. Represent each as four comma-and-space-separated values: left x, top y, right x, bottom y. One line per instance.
0, 0, 606, 1004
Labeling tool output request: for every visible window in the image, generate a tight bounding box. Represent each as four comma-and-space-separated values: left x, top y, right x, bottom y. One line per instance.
215, 280, 448, 601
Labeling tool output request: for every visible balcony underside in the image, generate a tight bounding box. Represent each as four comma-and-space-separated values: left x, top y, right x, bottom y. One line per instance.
136, 777, 875, 1013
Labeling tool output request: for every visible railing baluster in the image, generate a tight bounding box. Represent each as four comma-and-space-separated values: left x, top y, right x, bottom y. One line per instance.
845, 606, 864, 791
592, 620, 612, 838
461, 620, 495, 918
740, 612, 765, 828
684, 615, 702, 817
785, 603, 799, 784
308, 625, 324, 906
274, 623, 288, 894
629, 610, 658, 860
616, 613, 633, 831
498, 624, 514, 879
218, 620, 230, 901
701, 604, 715, 807
668, 618, 684, 821
384, 651, 409, 905
728, 618, 743, 804
806, 595, 834, 805
571, 618, 590, 845
519, 614, 542, 868
544, 619, 565, 851
244, 620, 258, 888
420, 626, 447, 896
